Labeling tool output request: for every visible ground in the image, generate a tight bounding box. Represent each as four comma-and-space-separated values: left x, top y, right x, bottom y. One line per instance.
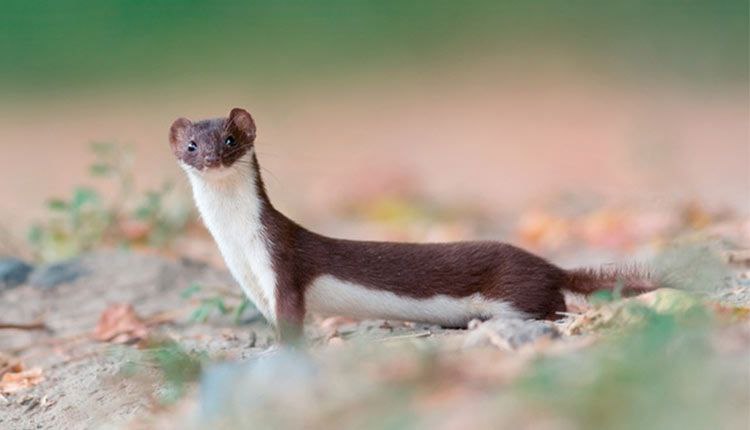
1, 211, 748, 429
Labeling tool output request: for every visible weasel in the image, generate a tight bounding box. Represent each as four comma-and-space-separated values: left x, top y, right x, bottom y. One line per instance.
170, 108, 656, 341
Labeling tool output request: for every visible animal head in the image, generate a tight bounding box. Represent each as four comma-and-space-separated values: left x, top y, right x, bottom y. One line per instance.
169, 108, 256, 175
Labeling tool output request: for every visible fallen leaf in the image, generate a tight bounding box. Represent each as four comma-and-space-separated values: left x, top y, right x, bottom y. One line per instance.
118, 218, 151, 242
681, 200, 713, 229
711, 303, 750, 322
0, 366, 44, 394
516, 210, 570, 250
724, 249, 750, 267
327, 337, 345, 347
93, 303, 148, 344
318, 316, 359, 337
0, 353, 20, 375
578, 209, 633, 249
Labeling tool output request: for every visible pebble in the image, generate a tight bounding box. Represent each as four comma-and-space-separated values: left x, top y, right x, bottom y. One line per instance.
29, 259, 84, 289
0, 258, 34, 290
463, 318, 560, 349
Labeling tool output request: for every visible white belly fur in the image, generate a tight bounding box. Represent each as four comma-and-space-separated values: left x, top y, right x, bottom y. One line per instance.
306, 275, 525, 326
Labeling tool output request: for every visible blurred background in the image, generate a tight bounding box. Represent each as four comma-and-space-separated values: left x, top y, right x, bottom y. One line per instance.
0, 0, 748, 258
0, 3, 749, 429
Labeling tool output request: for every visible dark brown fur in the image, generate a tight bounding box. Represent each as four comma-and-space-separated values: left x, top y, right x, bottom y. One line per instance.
171, 108, 658, 341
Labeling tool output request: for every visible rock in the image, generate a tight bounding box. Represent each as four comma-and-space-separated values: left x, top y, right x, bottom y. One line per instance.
463, 318, 560, 350
199, 348, 316, 424
0, 258, 34, 290
29, 260, 85, 289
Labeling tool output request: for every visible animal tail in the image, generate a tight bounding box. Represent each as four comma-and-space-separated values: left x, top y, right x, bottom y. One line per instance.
563, 265, 658, 296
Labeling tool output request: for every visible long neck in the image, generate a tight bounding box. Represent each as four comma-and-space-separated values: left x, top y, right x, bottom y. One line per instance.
186, 152, 271, 235
185, 151, 284, 322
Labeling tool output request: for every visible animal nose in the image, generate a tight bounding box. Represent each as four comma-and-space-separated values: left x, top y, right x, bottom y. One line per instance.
204, 154, 220, 167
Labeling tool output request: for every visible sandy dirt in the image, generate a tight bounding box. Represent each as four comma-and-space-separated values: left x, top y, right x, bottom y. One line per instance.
0, 251, 487, 429
1, 231, 748, 429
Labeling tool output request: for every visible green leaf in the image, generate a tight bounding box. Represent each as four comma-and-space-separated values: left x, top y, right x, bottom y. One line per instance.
46, 199, 68, 211
72, 187, 99, 209
181, 283, 202, 299
90, 141, 115, 155
189, 296, 230, 323
205, 297, 229, 315
189, 305, 211, 323
234, 297, 255, 324
590, 290, 615, 304
89, 163, 111, 176
27, 225, 43, 245
134, 206, 152, 220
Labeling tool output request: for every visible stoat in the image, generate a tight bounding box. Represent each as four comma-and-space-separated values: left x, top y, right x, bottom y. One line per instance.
169, 108, 655, 341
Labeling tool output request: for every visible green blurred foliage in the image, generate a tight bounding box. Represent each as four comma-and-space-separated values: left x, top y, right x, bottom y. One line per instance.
516, 307, 743, 430
181, 283, 257, 324
187, 296, 748, 429
28, 142, 189, 261
0, 0, 747, 96
118, 337, 208, 404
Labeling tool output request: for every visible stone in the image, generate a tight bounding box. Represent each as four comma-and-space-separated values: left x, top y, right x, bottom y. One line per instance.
29, 259, 85, 289
463, 318, 560, 349
0, 258, 34, 290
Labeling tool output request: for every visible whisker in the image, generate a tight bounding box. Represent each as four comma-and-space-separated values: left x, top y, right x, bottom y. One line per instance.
223, 144, 251, 158
255, 151, 284, 158
260, 166, 282, 187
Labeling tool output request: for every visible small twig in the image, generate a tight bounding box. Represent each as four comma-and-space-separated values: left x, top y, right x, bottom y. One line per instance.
377, 331, 432, 342
0, 321, 49, 331
478, 326, 514, 351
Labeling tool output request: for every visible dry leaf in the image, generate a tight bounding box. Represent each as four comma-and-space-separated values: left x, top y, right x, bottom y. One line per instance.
681, 200, 713, 229
93, 303, 148, 343
578, 209, 633, 249
723, 249, 750, 267
118, 219, 151, 242
319, 316, 359, 336
327, 337, 345, 347
0, 366, 44, 394
711, 303, 750, 321
516, 210, 570, 250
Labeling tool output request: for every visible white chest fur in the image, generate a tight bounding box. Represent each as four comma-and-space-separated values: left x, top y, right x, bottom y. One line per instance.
185, 155, 278, 324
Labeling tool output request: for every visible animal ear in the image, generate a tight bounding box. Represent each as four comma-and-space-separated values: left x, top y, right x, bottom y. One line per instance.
169, 117, 193, 152
228, 108, 256, 141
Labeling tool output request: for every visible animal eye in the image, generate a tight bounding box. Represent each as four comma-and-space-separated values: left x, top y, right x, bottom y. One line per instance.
224, 136, 236, 147
187, 141, 197, 152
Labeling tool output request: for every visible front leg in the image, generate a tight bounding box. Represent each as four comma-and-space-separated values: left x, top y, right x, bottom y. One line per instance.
274, 278, 306, 345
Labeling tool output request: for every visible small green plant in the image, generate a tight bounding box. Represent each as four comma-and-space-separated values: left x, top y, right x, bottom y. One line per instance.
514, 298, 744, 430
28, 142, 191, 261
181, 283, 256, 324
28, 187, 110, 262
117, 338, 208, 404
